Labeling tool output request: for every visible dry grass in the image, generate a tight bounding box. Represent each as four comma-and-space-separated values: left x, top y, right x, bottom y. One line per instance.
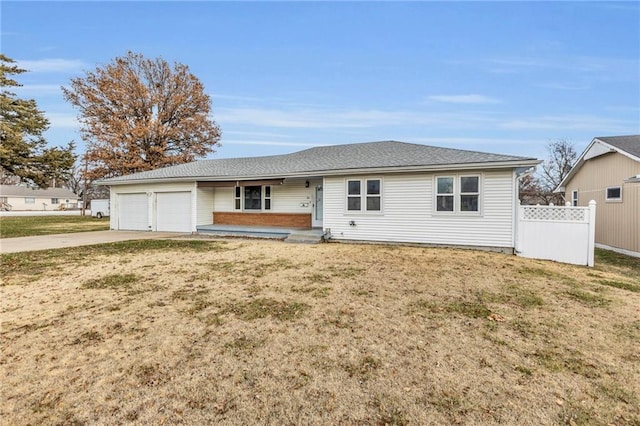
0, 215, 109, 238
1, 239, 639, 425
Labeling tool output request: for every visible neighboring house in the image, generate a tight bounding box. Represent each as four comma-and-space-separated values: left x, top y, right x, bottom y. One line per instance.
97, 141, 539, 252
556, 135, 640, 258
0, 185, 80, 211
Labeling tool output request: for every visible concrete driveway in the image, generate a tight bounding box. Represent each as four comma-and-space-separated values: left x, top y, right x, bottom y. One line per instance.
0, 231, 187, 254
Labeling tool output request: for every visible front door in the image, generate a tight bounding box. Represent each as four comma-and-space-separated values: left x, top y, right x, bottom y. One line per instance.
312, 184, 323, 228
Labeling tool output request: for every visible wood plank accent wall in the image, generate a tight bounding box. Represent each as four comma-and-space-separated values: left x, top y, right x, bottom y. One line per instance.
213, 212, 312, 228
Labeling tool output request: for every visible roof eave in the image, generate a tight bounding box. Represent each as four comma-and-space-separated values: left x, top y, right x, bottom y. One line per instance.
556, 137, 640, 192
98, 159, 541, 186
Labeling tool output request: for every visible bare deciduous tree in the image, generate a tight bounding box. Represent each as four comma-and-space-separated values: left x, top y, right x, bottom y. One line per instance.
63, 51, 221, 180
519, 140, 577, 205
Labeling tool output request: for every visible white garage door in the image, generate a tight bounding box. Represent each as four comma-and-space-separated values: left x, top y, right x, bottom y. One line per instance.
156, 192, 192, 232
118, 193, 148, 230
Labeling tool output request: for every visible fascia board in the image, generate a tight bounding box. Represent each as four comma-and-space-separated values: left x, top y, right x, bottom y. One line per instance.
99, 159, 541, 186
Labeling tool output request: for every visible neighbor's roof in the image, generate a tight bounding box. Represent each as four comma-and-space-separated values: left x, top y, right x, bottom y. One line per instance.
0, 185, 78, 198
555, 135, 640, 192
595, 135, 640, 159
98, 141, 539, 185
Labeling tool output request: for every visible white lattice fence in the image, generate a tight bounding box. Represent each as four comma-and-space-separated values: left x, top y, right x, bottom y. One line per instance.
516, 201, 596, 266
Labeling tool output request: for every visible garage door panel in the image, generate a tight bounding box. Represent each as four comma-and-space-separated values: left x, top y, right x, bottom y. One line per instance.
157, 192, 191, 232
118, 193, 148, 231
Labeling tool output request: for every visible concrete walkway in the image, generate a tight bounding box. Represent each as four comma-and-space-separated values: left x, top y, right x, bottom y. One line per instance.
0, 231, 187, 254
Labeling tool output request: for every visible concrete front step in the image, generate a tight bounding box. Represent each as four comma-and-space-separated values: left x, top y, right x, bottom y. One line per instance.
284, 233, 324, 244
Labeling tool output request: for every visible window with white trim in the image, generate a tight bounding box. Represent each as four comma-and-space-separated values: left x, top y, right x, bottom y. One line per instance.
606, 186, 622, 202
436, 177, 454, 212
459, 176, 479, 212
435, 175, 481, 213
51, 198, 59, 204
572, 190, 578, 207
25, 197, 35, 204
347, 180, 361, 211
234, 185, 272, 211
264, 186, 272, 210
366, 179, 381, 211
346, 178, 382, 212
234, 186, 241, 210
244, 186, 262, 210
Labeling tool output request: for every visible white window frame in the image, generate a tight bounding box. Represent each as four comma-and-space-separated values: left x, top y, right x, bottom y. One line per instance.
605, 186, 622, 202
345, 178, 383, 214
234, 186, 241, 210
435, 176, 455, 213
459, 175, 480, 213
264, 186, 272, 211
51, 198, 59, 204
25, 197, 35, 204
434, 174, 482, 215
572, 190, 578, 207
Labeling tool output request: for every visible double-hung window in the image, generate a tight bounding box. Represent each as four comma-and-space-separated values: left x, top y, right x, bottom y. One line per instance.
572, 190, 578, 207
459, 176, 479, 212
234, 187, 241, 210
436, 177, 454, 212
347, 181, 362, 211
51, 198, 59, 204
435, 175, 481, 213
346, 178, 382, 212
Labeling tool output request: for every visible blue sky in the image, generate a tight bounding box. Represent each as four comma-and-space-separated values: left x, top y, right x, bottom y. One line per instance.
2, 1, 639, 161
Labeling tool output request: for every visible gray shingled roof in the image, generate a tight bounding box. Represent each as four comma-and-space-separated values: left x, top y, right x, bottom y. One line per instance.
0, 185, 78, 198
596, 135, 640, 159
100, 140, 538, 184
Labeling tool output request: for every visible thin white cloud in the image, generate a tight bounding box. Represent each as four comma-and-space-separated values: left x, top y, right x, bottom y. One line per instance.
484, 56, 639, 80
426, 94, 501, 104
215, 107, 496, 130
406, 137, 543, 147
45, 112, 79, 128
16, 58, 87, 73
222, 140, 319, 148
500, 115, 637, 132
537, 82, 590, 91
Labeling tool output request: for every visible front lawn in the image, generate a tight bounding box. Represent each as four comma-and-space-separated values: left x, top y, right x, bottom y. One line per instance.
0, 215, 109, 238
1, 240, 639, 424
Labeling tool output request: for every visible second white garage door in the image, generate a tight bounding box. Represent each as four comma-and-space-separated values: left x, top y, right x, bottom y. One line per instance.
118, 193, 148, 231
156, 192, 192, 232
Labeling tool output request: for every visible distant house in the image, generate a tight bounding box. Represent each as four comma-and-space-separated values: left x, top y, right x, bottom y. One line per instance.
98, 140, 539, 252
0, 185, 80, 211
556, 135, 640, 258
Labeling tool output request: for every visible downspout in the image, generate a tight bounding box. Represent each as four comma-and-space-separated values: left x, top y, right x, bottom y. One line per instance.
513, 167, 536, 254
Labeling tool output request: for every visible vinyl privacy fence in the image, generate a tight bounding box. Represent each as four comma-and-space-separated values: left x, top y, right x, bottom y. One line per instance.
516, 200, 596, 267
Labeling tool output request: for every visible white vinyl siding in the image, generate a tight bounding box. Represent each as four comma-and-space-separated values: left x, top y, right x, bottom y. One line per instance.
196, 188, 214, 225
324, 171, 515, 249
